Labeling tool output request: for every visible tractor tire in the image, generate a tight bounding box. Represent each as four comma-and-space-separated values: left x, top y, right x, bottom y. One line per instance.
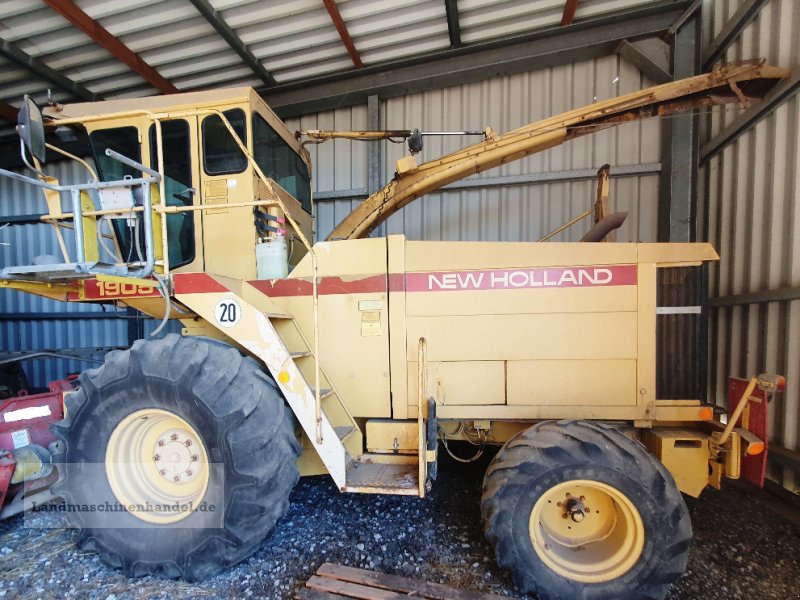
51, 333, 300, 581
481, 420, 691, 600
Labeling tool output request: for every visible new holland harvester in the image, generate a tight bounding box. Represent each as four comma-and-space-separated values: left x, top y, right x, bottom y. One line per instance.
0, 62, 790, 600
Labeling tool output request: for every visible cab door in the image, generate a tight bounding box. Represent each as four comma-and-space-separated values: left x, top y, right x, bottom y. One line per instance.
197, 108, 257, 280
148, 118, 204, 274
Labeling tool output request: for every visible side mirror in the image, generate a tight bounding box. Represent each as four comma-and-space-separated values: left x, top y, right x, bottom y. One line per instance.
18, 95, 46, 163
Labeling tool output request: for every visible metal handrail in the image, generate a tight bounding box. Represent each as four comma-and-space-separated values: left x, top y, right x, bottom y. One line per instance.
0, 150, 160, 280
417, 337, 428, 498
184, 109, 324, 444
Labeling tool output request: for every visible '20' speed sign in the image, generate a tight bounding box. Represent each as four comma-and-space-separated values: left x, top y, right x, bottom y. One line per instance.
214, 298, 242, 328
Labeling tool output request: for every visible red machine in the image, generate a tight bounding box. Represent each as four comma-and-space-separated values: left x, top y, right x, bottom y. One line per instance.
0, 376, 74, 517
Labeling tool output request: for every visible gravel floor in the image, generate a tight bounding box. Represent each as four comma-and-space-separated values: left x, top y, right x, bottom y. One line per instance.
1, 447, 799, 600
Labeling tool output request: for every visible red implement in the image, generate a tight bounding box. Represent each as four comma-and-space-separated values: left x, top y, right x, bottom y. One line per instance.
728, 377, 769, 487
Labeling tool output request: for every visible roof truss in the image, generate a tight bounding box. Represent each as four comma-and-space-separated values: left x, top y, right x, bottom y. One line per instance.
41, 0, 178, 94
323, 0, 363, 69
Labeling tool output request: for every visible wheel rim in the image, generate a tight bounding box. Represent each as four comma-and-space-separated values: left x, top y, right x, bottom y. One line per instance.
105, 408, 210, 525
529, 479, 645, 583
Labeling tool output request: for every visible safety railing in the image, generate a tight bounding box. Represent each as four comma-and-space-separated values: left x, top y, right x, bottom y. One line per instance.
2, 107, 325, 444
0, 149, 160, 280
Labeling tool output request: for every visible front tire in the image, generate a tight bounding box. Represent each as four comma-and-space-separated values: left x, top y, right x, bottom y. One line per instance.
481, 420, 691, 600
52, 334, 300, 580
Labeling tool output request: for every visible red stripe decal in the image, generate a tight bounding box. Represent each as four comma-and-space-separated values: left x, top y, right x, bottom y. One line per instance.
405, 264, 637, 292
248, 274, 387, 297
388, 273, 405, 293
173, 273, 229, 294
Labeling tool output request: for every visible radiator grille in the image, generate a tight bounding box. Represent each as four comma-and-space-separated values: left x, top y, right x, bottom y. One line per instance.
656, 266, 708, 400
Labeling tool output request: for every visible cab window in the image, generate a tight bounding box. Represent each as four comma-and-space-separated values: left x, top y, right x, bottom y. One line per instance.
89, 126, 144, 264
253, 113, 311, 213
149, 120, 194, 268
90, 126, 140, 181
202, 109, 247, 175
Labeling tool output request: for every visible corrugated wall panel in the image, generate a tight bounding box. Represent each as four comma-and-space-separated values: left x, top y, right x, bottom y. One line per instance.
700, 0, 799, 492
292, 56, 662, 243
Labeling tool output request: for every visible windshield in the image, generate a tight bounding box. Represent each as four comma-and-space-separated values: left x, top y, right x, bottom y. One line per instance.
253, 113, 311, 213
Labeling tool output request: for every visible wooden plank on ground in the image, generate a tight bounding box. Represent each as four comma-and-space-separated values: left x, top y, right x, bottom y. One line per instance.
315, 563, 513, 600
295, 587, 352, 599
306, 575, 411, 599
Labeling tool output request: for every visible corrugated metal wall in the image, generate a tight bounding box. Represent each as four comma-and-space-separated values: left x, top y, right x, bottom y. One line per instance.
699, 0, 799, 492
285, 54, 662, 243
0, 159, 178, 388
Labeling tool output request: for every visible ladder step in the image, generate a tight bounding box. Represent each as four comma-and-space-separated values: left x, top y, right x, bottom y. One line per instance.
265, 312, 294, 320
310, 388, 333, 400
343, 460, 419, 495
290, 351, 312, 358
334, 425, 357, 442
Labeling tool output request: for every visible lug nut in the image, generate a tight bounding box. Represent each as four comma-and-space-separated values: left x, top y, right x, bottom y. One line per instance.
184, 440, 192, 447
157, 440, 166, 447
152, 454, 161, 462
191, 455, 199, 462
159, 469, 167, 476
173, 474, 181, 482
186, 469, 193, 477
170, 433, 179, 441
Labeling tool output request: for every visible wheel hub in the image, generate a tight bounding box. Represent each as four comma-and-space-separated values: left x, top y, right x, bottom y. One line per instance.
105, 409, 210, 525
152, 428, 202, 484
529, 480, 645, 583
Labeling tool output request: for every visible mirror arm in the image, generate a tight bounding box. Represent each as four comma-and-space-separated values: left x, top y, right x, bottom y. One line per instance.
19, 139, 44, 177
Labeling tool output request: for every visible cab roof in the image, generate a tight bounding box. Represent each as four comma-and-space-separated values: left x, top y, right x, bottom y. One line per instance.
44, 87, 254, 120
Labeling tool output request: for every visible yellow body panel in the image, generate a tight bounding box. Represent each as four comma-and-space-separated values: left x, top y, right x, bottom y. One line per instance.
507, 360, 637, 407
642, 428, 711, 498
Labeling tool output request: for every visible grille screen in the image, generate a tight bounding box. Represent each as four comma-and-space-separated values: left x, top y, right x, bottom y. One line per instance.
656, 266, 707, 400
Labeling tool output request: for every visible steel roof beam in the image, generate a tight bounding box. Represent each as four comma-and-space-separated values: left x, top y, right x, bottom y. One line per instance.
703, 0, 769, 71
616, 40, 672, 84
188, 0, 277, 87
41, 0, 178, 94
445, 0, 462, 48
667, 0, 701, 36
0, 35, 98, 101
658, 12, 700, 243
561, 0, 580, 26
323, 0, 363, 69
263, 1, 690, 118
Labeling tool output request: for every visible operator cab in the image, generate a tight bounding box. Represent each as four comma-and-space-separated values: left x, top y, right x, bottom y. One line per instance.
41, 87, 313, 281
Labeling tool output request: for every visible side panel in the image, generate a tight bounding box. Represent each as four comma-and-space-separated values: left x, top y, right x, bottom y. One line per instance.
402, 240, 648, 420
263, 237, 392, 419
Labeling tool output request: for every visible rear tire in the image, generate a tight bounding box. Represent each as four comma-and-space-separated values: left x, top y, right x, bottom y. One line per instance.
52, 334, 300, 581
481, 420, 691, 600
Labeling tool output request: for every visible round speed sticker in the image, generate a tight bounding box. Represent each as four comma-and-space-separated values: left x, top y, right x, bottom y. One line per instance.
214, 298, 242, 328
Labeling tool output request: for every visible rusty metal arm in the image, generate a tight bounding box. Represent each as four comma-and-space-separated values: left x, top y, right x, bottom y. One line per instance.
326, 62, 789, 241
